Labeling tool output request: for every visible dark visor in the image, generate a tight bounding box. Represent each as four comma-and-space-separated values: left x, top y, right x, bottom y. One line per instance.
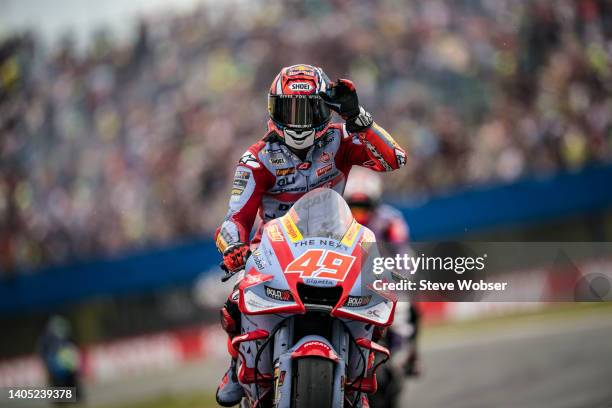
268, 94, 331, 129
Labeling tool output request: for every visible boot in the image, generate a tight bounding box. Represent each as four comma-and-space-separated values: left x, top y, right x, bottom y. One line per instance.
216, 358, 244, 406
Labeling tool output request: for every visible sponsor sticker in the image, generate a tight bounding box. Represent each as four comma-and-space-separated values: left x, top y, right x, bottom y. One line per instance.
361, 228, 375, 243
287, 65, 315, 76
315, 132, 335, 148
302, 277, 337, 286
297, 161, 312, 170
276, 167, 296, 176
298, 340, 331, 351
373, 123, 399, 147
231, 177, 248, 198
395, 148, 407, 167
238, 151, 261, 168
341, 221, 361, 247
270, 156, 286, 165
216, 234, 229, 252
316, 163, 333, 177
266, 224, 285, 242
233, 178, 248, 189
273, 365, 286, 405
365, 141, 393, 171
344, 295, 372, 308
244, 272, 265, 285
264, 285, 294, 302
279, 370, 286, 386
235, 170, 251, 180
318, 152, 331, 163
277, 176, 295, 187
362, 160, 377, 168
281, 214, 303, 242
252, 251, 266, 270
288, 82, 313, 92
231, 170, 251, 198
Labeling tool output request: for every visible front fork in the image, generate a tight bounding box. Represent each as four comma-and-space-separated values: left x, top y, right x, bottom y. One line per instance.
271, 318, 348, 407
233, 316, 390, 408
272, 319, 389, 408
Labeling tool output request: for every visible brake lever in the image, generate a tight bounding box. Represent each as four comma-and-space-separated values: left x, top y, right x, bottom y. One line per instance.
219, 261, 245, 282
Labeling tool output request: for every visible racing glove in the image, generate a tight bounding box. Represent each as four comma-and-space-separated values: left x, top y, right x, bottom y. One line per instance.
222, 243, 251, 274
319, 79, 373, 133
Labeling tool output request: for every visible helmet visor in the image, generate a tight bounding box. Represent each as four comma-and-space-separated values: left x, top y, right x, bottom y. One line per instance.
268, 94, 331, 129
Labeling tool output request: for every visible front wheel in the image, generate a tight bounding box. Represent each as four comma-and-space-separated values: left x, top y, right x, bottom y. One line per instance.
291, 357, 334, 408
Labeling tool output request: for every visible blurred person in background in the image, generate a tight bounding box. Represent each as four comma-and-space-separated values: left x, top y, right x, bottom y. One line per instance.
214, 64, 407, 406
37, 315, 83, 403
344, 167, 421, 408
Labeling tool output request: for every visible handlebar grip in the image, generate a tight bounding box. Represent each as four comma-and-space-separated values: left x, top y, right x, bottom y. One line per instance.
220, 262, 245, 282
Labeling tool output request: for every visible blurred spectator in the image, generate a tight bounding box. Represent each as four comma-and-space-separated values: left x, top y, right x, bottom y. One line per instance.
0, 0, 611, 272
38, 315, 83, 402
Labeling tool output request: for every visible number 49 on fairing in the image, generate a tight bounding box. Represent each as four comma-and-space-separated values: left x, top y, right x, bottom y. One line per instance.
285, 249, 356, 281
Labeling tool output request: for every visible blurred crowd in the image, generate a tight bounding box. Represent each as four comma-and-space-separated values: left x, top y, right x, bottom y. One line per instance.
1, 0, 611, 272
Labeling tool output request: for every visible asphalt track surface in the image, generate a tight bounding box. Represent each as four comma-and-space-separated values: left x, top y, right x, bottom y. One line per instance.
4, 306, 611, 408
404, 308, 612, 408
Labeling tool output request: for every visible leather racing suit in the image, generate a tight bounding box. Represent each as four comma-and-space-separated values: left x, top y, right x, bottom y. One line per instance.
215, 121, 407, 253
214, 119, 408, 405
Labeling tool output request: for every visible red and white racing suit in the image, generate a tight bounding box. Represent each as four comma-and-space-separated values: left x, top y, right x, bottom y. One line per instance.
215, 121, 407, 252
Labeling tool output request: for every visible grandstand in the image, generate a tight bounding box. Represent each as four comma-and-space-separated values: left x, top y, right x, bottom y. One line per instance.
1, 1, 611, 407
1, 0, 611, 272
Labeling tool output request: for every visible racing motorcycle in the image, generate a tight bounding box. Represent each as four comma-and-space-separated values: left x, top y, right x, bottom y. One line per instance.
228, 188, 397, 407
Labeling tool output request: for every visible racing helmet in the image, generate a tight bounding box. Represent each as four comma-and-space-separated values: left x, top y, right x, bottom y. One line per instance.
268, 64, 332, 150
343, 167, 383, 225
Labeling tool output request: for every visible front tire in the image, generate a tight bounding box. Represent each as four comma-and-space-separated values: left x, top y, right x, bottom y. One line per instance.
291, 357, 334, 408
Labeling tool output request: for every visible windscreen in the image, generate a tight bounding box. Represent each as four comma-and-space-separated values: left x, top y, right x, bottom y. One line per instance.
289, 188, 354, 240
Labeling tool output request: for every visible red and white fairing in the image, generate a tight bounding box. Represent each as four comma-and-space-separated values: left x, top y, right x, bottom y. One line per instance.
231, 188, 397, 407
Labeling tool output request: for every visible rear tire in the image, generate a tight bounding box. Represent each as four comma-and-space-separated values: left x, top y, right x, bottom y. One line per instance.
291, 357, 334, 408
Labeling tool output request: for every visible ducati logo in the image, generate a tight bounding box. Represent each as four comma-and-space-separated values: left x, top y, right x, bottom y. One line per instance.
244, 273, 264, 285
297, 162, 312, 170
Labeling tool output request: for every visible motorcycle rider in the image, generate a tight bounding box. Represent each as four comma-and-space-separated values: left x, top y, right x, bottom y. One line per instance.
343, 167, 421, 385
215, 64, 407, 406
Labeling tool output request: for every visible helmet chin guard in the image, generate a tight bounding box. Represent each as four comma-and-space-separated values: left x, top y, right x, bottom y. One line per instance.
283, 128, 315, 150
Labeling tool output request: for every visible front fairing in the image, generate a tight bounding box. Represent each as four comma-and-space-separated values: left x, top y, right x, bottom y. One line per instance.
239, 188, 396, 326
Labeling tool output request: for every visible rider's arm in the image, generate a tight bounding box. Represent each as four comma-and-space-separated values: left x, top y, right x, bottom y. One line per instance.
320, 79, 407, 172
336, 122, 407, 172
215, 143, 275, 252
